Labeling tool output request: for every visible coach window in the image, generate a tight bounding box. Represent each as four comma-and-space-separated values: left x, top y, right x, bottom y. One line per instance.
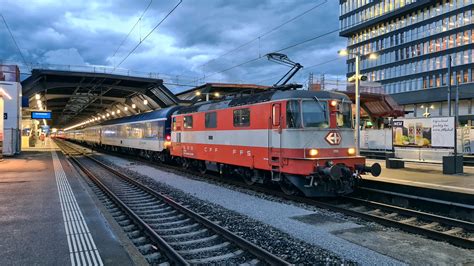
205, 112, 217, 128
184, 115, 193, 129
233, 108, 250, 127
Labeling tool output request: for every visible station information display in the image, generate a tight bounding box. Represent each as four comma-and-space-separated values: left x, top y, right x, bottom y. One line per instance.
31, 111, 52, 120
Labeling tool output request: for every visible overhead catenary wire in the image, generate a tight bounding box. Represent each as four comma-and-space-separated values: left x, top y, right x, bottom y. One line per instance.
112, 0, 154, 63
1, 14, 29, 70
255, 57, 343, 85
114, 0, 182, 70
198, 0, 328, 69
199, 28, 339, 82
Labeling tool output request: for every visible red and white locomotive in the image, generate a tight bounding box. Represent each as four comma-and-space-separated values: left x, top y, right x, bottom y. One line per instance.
170, 86, 380, 197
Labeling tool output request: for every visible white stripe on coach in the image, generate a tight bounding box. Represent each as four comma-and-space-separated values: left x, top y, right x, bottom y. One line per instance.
52, 151, 104, 266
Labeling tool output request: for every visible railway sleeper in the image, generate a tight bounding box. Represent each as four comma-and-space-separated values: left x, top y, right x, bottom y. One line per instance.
154, 223, 200, 233
139, 210, 178, 219
443, 227, 464, 235
161, 229, 209, 240
150, 218, 193, 229
186, 249, 244, 264
143, 214, 185, 223
420, 222, 440, 229
178, 241, 231, 255
131, 236, 148, 245
167, 234, 220, 246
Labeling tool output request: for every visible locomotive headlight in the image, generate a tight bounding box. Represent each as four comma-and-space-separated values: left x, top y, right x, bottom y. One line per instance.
330, 100, 338, 107
308, 149, 319, 156
348, 147, 356, 155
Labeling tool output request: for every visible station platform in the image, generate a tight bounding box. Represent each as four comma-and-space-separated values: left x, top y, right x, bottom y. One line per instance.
0, 144, 139, 265
365, 159, 474, 195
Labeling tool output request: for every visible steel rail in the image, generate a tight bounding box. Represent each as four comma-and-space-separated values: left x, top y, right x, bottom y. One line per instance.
59, 139, 474, 249
58, 142, 189, 265
57, 140, 290, 265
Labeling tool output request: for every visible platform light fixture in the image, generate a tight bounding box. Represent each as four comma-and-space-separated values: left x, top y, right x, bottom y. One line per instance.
214, 92, 220, 97
143, 99, 148, 105
35, 94, 41, 100
117, 109, 121, 114
338, 48, 378, 156
111, 111, 115, 115
195, 91, 201, 96
132, 103, 136, 109
124, 106, 128, 111
102, 115, 106, 119
106, 113, 110, 117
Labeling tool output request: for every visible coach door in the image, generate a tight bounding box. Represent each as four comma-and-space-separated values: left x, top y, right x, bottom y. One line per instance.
173, 117, 183, 156
269, 103, 282, 177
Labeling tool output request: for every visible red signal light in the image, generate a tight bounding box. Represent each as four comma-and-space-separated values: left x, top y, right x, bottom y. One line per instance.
166, 135, 171, 141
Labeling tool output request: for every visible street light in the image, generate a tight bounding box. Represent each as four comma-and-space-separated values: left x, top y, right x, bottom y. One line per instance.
338, 49, 378, 156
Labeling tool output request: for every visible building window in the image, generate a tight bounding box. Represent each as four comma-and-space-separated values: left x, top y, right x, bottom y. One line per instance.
205, 112, 217, 128
233, 108, 250, 127
183, 115, 193, 129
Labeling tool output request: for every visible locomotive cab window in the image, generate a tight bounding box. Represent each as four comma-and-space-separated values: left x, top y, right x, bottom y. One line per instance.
183, 115, 193, 129
233, 108, 250, 127
302, 100, 329, 128
205, 112, 217, 128
337, 102, 352, 128
286, 100, 301, 128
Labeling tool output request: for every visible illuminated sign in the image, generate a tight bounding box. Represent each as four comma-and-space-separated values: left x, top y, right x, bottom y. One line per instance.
31, 111, 52, 119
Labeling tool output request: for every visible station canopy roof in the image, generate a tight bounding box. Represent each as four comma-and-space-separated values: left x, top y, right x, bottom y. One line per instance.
343, 84, 405, 118
21, 69, 181, 128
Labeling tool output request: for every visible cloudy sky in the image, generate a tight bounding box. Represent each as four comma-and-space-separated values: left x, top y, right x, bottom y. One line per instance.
0, 0, 347, 92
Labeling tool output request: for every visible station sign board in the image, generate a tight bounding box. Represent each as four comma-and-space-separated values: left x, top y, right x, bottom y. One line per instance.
392, 117, 455, 148
31, 111, 52, 120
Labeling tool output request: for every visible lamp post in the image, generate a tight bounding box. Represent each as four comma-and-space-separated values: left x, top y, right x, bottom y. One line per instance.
339, 49, 377, 156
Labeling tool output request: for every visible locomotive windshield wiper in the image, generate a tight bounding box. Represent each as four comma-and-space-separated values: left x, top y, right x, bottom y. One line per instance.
312, 96, 327, 118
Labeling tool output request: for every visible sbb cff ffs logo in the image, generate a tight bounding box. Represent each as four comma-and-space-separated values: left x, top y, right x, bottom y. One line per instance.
325, 131, 342, 145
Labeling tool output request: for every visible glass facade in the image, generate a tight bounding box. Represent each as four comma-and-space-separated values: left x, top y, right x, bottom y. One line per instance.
340, 0, 474, 95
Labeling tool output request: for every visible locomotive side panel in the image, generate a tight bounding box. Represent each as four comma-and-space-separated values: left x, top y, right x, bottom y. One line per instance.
171, 102, 273, 170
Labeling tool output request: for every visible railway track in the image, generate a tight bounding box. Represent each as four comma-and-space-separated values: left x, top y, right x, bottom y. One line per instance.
56, 140, 290, 265
61, 139, 474, 249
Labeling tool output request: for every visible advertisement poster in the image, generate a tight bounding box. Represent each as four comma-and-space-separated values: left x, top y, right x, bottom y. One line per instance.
392, 117, 455, 148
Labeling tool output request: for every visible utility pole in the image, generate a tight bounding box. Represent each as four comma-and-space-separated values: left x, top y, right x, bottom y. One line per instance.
308, 72, 313, 90
355, 55, 360, 156
448, 55, 452, 116
321, 74, 325, 90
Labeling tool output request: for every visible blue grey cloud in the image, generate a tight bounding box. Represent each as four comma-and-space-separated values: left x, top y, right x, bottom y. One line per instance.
0, 0, 346, 91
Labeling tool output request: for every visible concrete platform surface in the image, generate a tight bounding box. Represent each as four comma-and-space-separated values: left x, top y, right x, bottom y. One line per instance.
0, 151, 135, 265
366, 159, 474, 194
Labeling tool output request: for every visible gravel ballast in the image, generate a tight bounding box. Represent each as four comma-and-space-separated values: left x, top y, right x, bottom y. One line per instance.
87, 151, 403, 265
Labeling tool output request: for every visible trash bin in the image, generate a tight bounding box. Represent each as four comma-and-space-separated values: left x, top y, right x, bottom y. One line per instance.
442, 156, 463, 174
